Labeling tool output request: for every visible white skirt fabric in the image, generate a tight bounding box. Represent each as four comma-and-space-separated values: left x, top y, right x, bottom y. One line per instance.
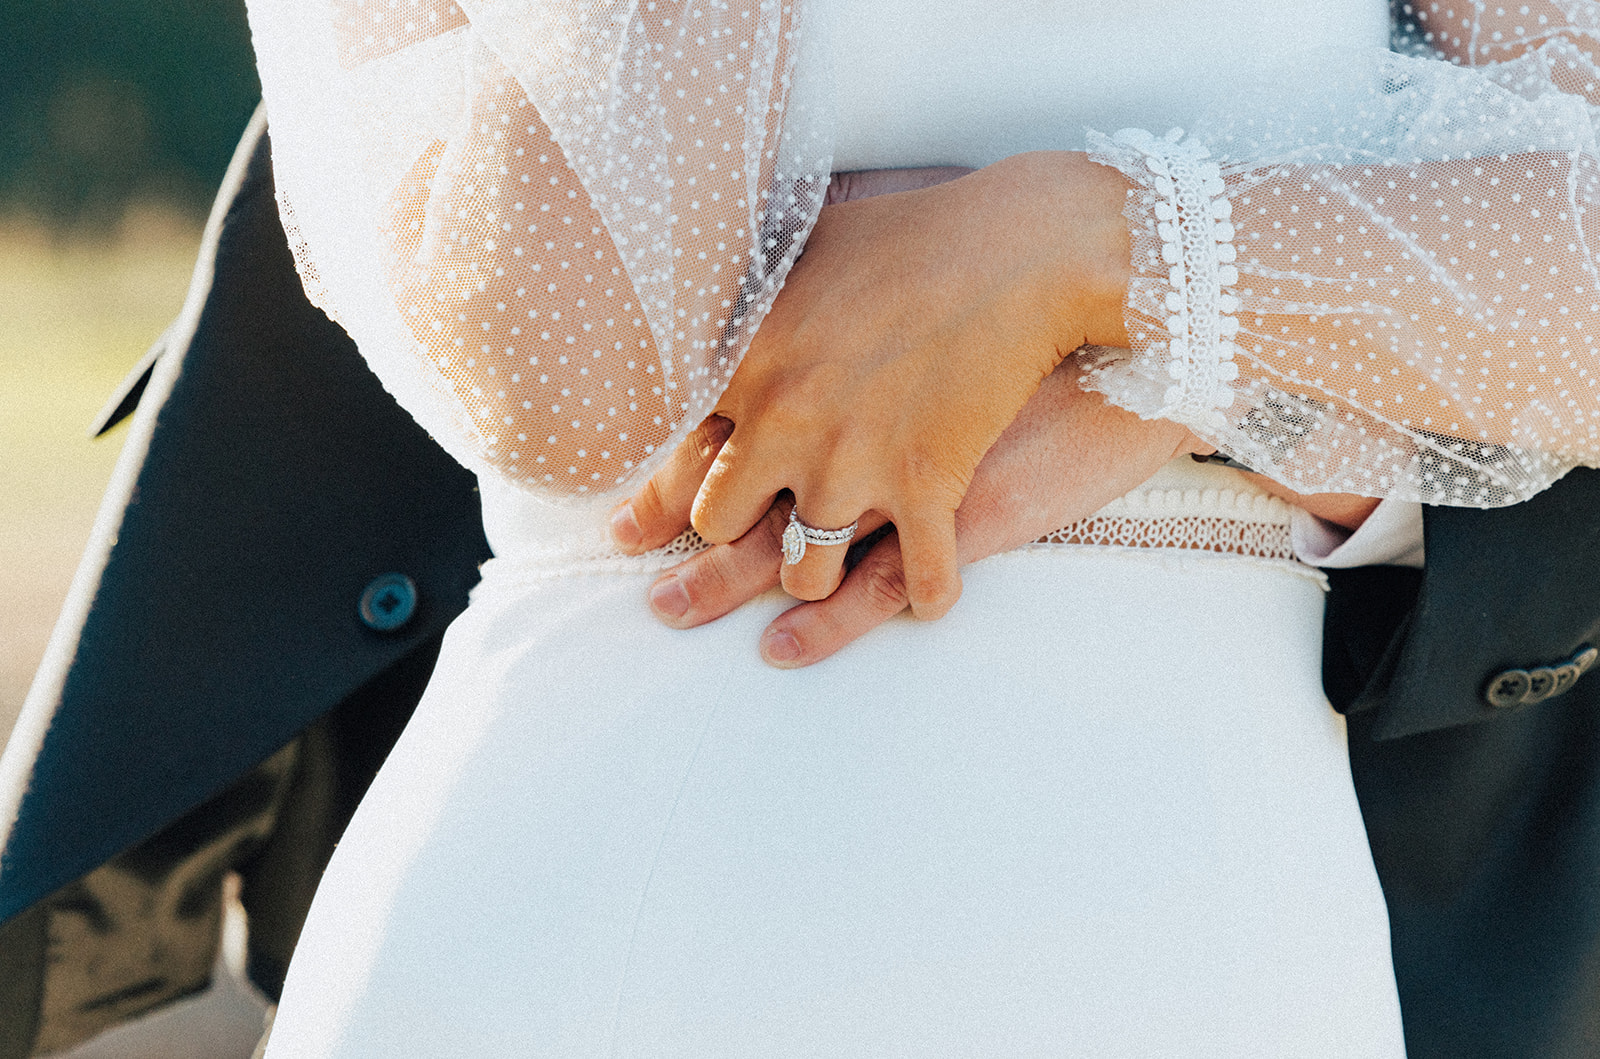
265, 542, 1405, 1057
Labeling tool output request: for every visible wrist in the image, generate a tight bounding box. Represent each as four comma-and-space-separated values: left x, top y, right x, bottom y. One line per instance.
1037, 151, 1134, 352
1073, 157, 1135, 351
968, 151, 1132, 361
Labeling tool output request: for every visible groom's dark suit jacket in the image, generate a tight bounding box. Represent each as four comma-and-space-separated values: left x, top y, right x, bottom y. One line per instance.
1, 118, 1597, 1059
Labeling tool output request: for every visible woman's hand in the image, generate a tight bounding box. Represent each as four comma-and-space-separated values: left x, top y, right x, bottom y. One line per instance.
636, 359, 1206, 665
615, 351, 1383, 667
622, 152, 1134, 619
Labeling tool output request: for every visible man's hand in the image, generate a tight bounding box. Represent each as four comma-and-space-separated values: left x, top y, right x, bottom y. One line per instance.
631, 359, 1204, 667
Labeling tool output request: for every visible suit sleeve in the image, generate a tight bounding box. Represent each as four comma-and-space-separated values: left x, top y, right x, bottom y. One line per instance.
1327, 467, 1600, 740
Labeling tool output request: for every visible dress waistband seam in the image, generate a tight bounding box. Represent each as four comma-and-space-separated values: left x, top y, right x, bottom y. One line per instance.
475, 536, 1324, 590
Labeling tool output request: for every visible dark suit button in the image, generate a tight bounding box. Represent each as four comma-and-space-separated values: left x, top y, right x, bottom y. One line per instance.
360, 573, 419, 632
1554, 664, 1582, 697
1525, 667, 1559, 704
1575, 646, 1599, 675
1485, 669, 1532, 709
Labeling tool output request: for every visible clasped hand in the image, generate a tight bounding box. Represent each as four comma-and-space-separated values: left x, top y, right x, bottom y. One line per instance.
609, 153, 1187, 662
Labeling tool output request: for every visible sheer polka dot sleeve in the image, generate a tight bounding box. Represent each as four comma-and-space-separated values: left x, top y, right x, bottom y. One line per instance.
1086, 6, 1600, 505
245, 0, 831, 499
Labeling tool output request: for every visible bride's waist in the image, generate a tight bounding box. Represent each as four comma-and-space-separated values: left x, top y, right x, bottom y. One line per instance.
477, 461, 1311, 582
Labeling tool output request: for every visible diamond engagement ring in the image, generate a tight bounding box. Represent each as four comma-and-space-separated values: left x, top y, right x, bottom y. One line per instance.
781, 510, 859, 565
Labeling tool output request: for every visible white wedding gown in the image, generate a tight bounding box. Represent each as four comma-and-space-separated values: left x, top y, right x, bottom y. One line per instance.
253, 1, 1418, 1055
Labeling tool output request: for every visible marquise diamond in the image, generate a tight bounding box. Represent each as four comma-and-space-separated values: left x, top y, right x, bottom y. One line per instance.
781, 520, 807, 565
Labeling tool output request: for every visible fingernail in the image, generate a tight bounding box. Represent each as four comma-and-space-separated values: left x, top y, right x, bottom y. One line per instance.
649, 576, 691, 620
760, 628, 802, 666
610, 503, 642, 548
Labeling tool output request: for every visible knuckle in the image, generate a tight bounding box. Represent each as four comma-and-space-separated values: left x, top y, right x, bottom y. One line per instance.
758, 503, 790, 546
690, 415, 733, 460
858, 559, 909, 614
907, 569, 960, 618
908, 562, 952, 602
687, 551, 734, 603
780, 364, 849, 423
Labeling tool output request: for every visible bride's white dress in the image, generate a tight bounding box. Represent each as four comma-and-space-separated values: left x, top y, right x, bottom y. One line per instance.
272, 520, 1403, 1058
249, 1, 1425, 1055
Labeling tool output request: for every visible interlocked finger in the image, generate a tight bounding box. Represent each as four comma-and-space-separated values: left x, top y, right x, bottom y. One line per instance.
646, 503, 790, 628
894, 507, 962, 619
613, 415, 734, 552
689, 432, 788, 546
760, 530, 911, 668
778, 501, 864, 602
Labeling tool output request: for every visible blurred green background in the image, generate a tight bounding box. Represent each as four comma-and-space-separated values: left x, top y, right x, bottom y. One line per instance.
1, 0, 261, 736
1, 0, 260, 224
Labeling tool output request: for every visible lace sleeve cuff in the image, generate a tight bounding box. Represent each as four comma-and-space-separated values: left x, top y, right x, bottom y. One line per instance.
1085, 128, 1243, 432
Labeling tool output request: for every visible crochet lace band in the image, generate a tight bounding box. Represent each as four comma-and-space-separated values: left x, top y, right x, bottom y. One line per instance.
477, 462, 1302, 583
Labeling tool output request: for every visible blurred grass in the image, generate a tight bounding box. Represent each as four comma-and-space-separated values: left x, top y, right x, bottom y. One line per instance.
0, 215, 199, 741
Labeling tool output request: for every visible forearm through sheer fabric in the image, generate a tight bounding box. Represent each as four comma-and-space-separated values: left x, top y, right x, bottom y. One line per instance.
249, 0, 830, 500
254, 0, 1600, 511
1086, 4, 1600, 505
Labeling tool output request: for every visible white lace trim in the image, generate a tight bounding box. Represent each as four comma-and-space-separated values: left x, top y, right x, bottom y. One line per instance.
1034, 486, 1296, 560
1034, 516, 1292, 559
479, 527, 711, 584
478, 483, 1301, 584
998, 541, 1327, 590
1102, 128, 1242, 430
1094, 484, 1293, 523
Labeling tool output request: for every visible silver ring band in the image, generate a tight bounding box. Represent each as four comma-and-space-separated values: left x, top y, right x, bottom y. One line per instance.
782, 509, 859, 565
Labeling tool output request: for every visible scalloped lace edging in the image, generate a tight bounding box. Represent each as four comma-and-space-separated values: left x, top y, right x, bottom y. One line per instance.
476, 492, 1303, 585
1090, 127, 1242, 429
1034, 516, 1292, 559
478, 527, 712, 585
